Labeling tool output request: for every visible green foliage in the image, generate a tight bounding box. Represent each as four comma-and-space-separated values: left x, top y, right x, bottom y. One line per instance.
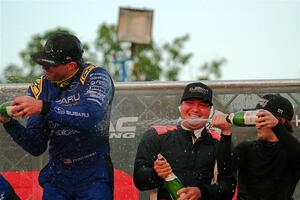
94, 23, 124, 68
93, 24, 194, 81
94, 24, 163, 81
162, 34, 193, 81
2, 64, 36, 83
1, 23, 225, 83
197, 58, 226, 80
134, 43, 162, 81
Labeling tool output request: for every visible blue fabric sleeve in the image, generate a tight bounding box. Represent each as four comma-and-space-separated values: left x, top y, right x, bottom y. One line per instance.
0, 174, 11, 197
3, 116, 48, 156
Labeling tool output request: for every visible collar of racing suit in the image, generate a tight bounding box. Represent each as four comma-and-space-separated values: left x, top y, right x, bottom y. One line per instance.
52, 68, 80, 88
178, 125, 216, 145
181, 124, 204, 139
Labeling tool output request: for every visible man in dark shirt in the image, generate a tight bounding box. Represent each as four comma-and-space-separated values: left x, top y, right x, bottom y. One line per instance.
232, 94, 300, 200
134, 82, 236, 200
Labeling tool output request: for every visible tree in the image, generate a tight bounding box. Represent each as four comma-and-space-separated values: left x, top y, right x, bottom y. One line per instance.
1, 23, 225, 82
162, 34, 192, 81
2, 64, 29, 83
197, 58, 227, 80
94, 24, 198, 81
94, 24, 161, 81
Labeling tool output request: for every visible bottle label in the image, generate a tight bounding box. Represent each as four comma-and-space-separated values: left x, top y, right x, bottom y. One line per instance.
226, 113, 234, 124
6, 106, 14, 117
244, 110, 258, 125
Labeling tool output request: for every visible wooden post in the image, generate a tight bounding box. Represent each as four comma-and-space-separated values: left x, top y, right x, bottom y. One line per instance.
131, 43, 141, 81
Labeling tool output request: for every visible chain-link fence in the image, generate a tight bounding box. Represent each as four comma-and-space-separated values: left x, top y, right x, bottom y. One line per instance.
1, 80, 299, 199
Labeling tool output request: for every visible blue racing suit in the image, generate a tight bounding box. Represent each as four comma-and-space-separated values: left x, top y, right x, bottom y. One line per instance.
0, 174, 20, 200
3, 64, 114, 200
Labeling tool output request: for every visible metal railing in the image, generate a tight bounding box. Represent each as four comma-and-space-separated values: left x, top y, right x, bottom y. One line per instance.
0, 79, 299, 199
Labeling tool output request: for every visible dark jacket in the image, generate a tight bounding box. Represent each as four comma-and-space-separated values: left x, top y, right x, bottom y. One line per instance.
134, 125, 236, 200
233, 123, 300, 200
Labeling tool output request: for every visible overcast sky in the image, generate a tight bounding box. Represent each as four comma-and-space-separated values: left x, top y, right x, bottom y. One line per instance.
1, 0, 299, 81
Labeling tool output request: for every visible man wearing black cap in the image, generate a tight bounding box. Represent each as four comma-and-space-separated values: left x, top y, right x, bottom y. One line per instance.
232, 94, 300, 200
0, 33, 114, 199
134, 82, 236, 200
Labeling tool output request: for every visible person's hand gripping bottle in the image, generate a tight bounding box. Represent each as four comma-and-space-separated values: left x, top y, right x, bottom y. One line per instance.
0, 101, 14, 117
158, 154, 185, 200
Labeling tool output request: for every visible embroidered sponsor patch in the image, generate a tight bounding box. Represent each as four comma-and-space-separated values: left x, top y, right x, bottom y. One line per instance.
80, 65, 96, 85
54, 106, 66, 115
30, 76, 43, 99
55, 129, 80, 136
189, 86, 209, 95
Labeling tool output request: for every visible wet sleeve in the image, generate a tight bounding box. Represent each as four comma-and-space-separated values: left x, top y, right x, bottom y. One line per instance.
133, 128, 164, 191
43, 68, 114, 130
3, 115, 49, 156
272, 123, 300, 169
2, 86, 49, 156
198, 134, 237, 200
0, 175, 21, 200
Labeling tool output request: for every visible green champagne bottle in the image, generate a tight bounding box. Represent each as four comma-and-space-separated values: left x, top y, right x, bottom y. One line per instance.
157, 154, 185, 200
0, 101, 14, 117
226, 110, 259, 126
165, 173, 184, 200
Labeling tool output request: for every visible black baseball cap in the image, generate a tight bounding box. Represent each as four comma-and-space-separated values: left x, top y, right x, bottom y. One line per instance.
31, 32, 83, 67
181, 82, 213, 105
255, 94, 294, 121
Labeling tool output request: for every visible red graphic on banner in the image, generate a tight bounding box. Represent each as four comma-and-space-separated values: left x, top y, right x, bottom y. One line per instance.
2, 169, 138, 200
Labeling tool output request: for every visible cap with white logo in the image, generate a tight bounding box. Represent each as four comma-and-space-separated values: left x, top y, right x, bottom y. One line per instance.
31, 32, 83, 67
181, 82, 213, 105
255, 94, 294, 121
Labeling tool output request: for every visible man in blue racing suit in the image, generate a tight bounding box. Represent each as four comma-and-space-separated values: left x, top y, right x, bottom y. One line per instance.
0, 33, 114, 199
0, 174, 20, 200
